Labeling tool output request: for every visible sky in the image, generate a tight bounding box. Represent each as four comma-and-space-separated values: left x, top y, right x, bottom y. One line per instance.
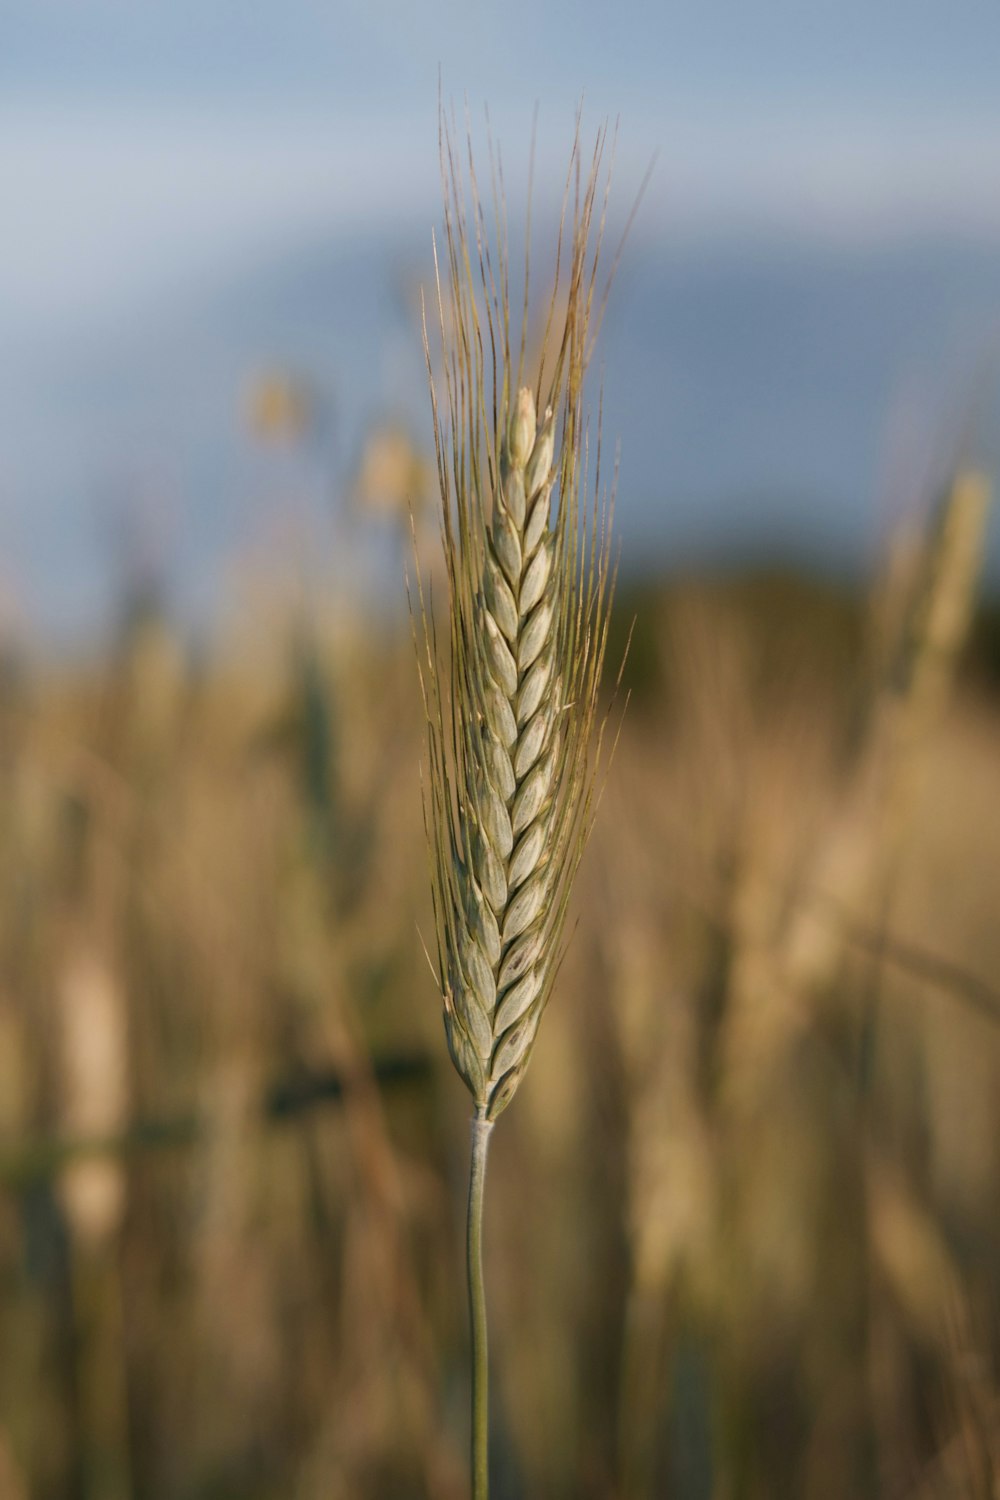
5, 0, 1000, 337
3, 1, 1000, 638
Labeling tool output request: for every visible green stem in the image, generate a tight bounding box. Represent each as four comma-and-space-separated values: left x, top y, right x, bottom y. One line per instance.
467, 1111, 494, 1500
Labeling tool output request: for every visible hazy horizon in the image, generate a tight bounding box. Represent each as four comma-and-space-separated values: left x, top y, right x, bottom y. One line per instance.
4, 1, 1000, 640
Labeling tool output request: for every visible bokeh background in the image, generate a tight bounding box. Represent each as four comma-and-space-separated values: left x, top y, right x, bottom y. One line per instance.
2, 3, 1000, 1496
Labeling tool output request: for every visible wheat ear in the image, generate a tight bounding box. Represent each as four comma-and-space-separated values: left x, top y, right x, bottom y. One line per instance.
415, 118, 618, 1497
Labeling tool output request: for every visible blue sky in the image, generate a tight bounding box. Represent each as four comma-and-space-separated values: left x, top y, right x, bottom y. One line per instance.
4, 0, 1000, 337
3, 1, 1000, 637
6, 0, 1000, 115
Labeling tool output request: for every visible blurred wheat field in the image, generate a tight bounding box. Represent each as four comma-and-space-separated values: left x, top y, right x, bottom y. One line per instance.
0, 469, 999, 1498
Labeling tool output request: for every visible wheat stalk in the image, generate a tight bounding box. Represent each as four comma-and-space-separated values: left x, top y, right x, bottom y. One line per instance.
415, 115, 619, 1497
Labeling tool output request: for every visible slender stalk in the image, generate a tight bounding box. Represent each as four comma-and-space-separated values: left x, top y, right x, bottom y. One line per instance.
467, 1112, 494, 1500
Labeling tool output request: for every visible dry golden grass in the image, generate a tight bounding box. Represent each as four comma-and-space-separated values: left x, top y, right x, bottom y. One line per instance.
0, 470, 997, 1498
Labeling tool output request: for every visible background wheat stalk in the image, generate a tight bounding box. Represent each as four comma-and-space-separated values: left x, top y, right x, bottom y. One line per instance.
415, 116, 619, 1496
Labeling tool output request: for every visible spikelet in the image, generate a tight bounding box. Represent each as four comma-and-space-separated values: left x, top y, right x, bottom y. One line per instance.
416, 122, 618, 1120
